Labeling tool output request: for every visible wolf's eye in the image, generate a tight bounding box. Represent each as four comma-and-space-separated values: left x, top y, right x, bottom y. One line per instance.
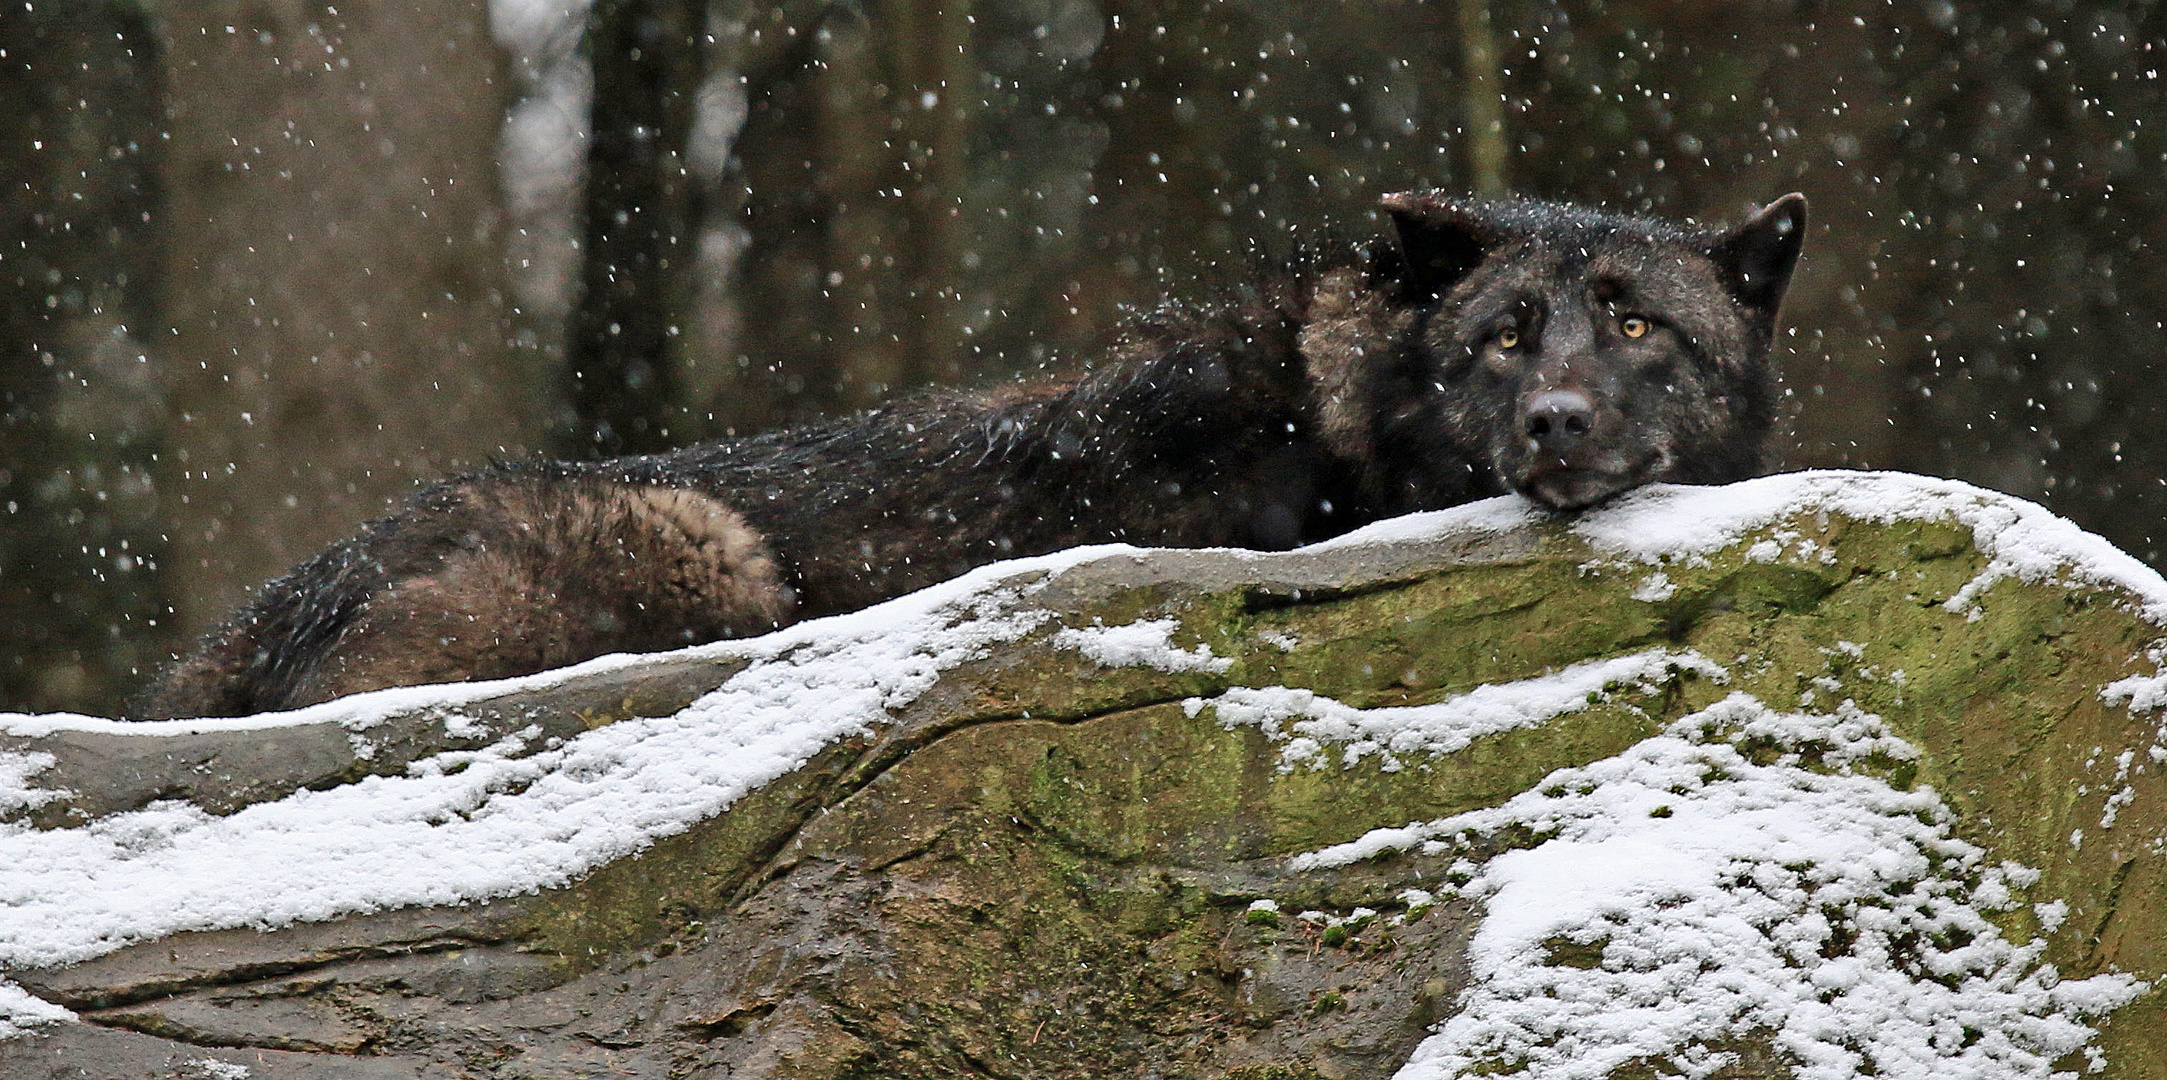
1496, 327, 1521, 349
1620, 315, 1650, 339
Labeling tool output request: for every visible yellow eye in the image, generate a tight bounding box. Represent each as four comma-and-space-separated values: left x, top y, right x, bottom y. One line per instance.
1620, 315, 1650, 339
1497, 327, 1521, 349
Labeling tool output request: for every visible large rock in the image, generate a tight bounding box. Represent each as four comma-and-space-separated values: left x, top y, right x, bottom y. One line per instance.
3, 471, 2165, 1079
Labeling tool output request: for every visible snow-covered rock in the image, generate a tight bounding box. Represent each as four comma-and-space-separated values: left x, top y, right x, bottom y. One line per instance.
2, 471, 2163, 1078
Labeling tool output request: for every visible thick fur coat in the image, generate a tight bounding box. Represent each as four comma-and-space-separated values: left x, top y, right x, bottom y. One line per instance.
137, 190, 1808, 718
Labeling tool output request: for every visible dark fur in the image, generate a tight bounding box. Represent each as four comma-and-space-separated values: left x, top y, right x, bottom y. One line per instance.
136, 191, 1807, 718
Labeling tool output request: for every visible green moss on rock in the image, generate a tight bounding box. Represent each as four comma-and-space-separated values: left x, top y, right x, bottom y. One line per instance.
17, 495, 2167, 1079
477, 507, 2167, 1076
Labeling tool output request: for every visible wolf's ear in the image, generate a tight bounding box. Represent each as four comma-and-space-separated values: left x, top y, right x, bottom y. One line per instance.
1382, 190, 1505, 299
1708, 193, 1807, 313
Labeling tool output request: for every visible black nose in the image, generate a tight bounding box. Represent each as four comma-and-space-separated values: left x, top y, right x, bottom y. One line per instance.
1523, 389, 1595, 454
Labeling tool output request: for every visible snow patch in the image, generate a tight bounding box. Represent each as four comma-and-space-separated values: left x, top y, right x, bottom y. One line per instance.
1317, 471, 2167, 624
1628, 571, 1675, 602
1293, 692, 2142, 1080
1052, 616, 1232, 674
180, 1061, 252, 1080
0, 981, 70, 1040
1570, 472, 2167, 623
2100, 672, 2167, 714
0, 751, 61, 815
1189, 650, 1725, 773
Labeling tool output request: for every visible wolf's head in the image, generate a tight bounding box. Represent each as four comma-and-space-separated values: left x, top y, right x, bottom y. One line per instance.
1379, 191, 1806, 510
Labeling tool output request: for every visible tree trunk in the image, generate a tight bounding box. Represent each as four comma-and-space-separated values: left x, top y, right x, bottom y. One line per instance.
560, 0, 705, 457
151, 0, 544, 638
1454, 0, 1508, 197
0, 2, 170, 714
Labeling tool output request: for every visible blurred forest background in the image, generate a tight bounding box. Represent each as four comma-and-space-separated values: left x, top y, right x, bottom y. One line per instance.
2, 0, 2163, 716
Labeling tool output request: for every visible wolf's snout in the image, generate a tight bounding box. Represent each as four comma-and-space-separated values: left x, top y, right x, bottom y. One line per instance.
1523, 389, 1596, 454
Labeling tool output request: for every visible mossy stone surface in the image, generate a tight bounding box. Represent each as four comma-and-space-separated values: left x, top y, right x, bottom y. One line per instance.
7, 496, 2166, 1078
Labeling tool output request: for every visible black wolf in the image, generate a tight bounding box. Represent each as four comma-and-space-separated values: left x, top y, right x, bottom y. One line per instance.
136, 191, 1807, 718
